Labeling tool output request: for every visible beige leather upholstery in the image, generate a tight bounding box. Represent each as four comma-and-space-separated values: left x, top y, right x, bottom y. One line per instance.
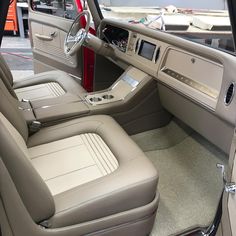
0, 54, 158, 236
0, 97, 158, 234
13, 70, 86, 100
29, 133, 119, 195
0, 54, 86, 102
0, 54, 89, 125
0, 113, 55, 223
0, 54, 15, 98
0, 112, 158, 228
15, 82, 66, 101
0, 79, 28, 141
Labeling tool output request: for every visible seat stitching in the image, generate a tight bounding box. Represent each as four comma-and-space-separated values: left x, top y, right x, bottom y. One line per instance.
29, 143, 83, 159
82, 134, 107, 175
84, 133, 111, 174
44, 164, 97, 182
43, 120, 104, 132
93, 134, 118, 171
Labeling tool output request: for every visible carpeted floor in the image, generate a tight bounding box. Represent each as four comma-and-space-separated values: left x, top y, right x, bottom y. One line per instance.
131, 119, 228, 236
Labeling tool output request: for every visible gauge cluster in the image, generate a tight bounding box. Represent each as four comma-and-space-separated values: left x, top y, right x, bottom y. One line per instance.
102, 25, 129, 52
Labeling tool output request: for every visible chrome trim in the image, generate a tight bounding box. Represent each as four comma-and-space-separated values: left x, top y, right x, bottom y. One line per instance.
64, 11, 90, 56
161, 67, 218, 99
85, 94, 122, 106
18, 107, 32, 111
122, 75, 139, 88
217, 163, 236, 194
225, 182, 236, 194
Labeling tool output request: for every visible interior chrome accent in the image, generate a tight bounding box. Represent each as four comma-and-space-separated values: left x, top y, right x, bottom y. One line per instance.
85, 67, 146, 106
18, 107, 32, 111
225, 183, 236, 194
64, 11, 90, 56
224, 82, 235, 106
217, 163, 236, 194
122, 75, 139, 88
161, 67, 218, 99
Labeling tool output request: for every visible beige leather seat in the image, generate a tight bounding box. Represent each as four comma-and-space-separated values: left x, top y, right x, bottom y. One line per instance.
0, 77, 159, 235
0, 54, 86, 102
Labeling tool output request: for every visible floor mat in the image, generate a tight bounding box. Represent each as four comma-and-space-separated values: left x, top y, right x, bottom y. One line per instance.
132, 120, 227, 236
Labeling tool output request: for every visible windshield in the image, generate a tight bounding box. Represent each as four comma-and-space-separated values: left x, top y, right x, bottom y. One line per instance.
97, 0, 234, 53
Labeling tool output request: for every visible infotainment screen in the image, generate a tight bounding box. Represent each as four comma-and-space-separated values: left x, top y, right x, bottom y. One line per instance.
138, 40, 156, 60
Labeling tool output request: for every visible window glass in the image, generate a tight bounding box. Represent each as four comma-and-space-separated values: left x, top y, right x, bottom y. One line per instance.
32, 0, 78, 20
98, 0, 234, 53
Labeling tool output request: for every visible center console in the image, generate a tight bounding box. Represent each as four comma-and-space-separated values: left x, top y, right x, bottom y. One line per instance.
20, 66, 166, 134
85, 67, 148, 106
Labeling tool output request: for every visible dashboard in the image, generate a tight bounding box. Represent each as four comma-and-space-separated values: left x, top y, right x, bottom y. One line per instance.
98, 19, 236, 153
102, 25, 129, 52
99, 20, 234, 115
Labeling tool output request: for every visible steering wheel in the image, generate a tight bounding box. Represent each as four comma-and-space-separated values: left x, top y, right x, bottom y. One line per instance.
64, 11, 90, 56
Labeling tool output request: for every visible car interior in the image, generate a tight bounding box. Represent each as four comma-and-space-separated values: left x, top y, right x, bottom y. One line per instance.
1, 0, 236, 236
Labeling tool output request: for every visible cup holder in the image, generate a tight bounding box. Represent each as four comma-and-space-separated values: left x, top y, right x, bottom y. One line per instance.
87, 94, 115, 104
102, 94, 114, 100
89, 97, 102, 102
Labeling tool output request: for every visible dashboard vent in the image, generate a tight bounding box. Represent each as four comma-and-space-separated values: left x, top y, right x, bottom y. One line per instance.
155, 47, 161, 63
225, 83, 235, 105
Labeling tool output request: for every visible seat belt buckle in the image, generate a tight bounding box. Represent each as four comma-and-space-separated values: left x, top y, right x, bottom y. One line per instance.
29, 121, 41, 134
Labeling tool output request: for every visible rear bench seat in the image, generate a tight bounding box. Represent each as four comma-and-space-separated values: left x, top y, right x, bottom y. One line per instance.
0, 78, 159, 236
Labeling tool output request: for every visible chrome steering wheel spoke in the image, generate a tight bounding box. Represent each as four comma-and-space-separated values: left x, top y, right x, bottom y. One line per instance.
64, 11, 90, 56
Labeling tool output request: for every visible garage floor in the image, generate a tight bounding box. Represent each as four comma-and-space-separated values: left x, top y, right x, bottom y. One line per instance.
0, 36, 34, 80
132, 119, 227, 236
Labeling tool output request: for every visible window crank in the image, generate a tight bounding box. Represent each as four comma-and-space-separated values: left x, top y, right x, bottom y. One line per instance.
217, 163, 236, 194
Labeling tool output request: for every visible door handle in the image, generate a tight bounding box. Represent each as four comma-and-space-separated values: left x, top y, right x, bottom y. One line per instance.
35, 33, 53, 41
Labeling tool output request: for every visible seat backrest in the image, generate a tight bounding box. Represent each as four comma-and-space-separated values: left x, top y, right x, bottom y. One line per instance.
0, 58, 55, 224
0, 79, 28, 141
0, 54, 18, 99
0, 113, 55, 223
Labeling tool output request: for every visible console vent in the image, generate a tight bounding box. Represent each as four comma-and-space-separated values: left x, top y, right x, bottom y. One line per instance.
225, 82, 235, 105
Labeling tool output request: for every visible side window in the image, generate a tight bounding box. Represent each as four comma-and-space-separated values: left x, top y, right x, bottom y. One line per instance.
31, 0, 78, 20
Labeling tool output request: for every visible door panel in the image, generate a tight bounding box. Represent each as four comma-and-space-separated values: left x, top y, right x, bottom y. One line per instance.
31, 22, 77, 68
28, 3, 83, 79
221, 135, 236, 236
228, 151, 236, 235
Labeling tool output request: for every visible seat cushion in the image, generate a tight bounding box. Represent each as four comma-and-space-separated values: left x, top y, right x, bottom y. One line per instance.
28, 115, 158, 228
29, 133, 119, 195
15, 82, 66, 101
13, 70, 86, 101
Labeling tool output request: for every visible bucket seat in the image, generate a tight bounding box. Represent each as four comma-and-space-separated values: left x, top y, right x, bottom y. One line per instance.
0, 78, 159, 236
0, 54, 86, 102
